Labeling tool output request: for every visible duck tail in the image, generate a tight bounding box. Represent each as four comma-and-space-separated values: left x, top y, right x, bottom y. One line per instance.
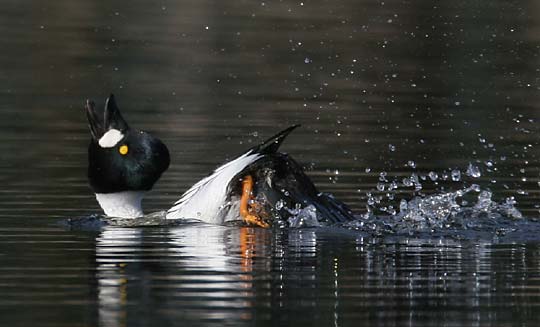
252, 124, 301, 155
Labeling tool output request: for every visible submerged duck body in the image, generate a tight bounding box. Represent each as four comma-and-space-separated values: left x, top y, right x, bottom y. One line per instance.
85, 95, 354, 227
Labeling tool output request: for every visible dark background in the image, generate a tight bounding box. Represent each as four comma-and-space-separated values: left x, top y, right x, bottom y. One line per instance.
0, 1, 539, 326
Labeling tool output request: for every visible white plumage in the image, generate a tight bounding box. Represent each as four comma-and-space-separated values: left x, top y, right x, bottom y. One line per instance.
165, 151, 262, 223
95, 191, 146, 218
98, 129, 124, 148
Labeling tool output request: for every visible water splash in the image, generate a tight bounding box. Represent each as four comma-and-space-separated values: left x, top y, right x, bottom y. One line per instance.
466, 163, 482, 178
346, 185, 524, 237
287, 205, 321, 228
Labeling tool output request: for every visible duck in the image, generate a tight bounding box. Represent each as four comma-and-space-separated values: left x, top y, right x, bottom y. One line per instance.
85, 94, 355, 227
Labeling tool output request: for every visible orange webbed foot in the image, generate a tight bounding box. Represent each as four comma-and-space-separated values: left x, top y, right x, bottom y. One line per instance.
239, 175, 270, 228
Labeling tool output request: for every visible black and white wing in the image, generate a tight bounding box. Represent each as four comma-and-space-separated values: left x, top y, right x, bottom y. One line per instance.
165, 125, 300, 223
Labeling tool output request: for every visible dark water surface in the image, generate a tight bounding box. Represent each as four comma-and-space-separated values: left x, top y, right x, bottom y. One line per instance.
1, 0, 540, 326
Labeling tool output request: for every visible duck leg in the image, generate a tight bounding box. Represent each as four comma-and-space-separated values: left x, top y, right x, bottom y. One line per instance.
240, 175, 269, 228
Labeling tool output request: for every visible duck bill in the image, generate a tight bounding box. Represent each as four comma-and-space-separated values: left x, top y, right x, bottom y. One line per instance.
85, 94, 129, 141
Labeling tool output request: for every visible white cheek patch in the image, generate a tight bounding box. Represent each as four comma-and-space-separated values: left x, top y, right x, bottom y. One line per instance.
98, 129, 125, 148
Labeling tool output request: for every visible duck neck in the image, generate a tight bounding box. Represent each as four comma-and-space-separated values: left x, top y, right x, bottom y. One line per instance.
95, 191, 146, 218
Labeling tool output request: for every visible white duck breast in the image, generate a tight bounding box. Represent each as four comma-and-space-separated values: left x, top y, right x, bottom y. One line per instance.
165, 151, 261, 223
95, 191, 146, 218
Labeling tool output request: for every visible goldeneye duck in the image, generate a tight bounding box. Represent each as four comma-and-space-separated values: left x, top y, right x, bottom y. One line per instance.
85, 94, 354, 227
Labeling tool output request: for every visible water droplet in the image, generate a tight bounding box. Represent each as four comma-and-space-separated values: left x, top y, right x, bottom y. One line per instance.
470, 184, 481, 192
475, 191, 493, 211
466, 163, 482, 178
398, 199, 407, 211
402, 177, 413, 187
367, 194, 375, 206
428, 171, 438, 181
451, 169, 461, 182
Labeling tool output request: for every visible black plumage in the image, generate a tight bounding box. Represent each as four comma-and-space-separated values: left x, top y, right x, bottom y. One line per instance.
227, 126, 355, 225
86, 95, 170, 194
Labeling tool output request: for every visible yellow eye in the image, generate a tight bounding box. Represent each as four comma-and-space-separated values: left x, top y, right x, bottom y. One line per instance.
119, 145, 129, 155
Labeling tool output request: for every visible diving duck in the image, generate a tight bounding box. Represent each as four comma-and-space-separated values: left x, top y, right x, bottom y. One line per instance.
85, 94, 354, 227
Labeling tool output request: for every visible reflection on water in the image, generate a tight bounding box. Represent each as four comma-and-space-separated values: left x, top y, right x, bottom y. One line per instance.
1, 0, 540, 326
96, 228, 141, 327
92, 225, 540, 326
95, 225, 263, 326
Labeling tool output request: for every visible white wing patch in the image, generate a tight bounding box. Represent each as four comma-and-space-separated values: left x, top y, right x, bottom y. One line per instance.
166, 151, 262, 223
